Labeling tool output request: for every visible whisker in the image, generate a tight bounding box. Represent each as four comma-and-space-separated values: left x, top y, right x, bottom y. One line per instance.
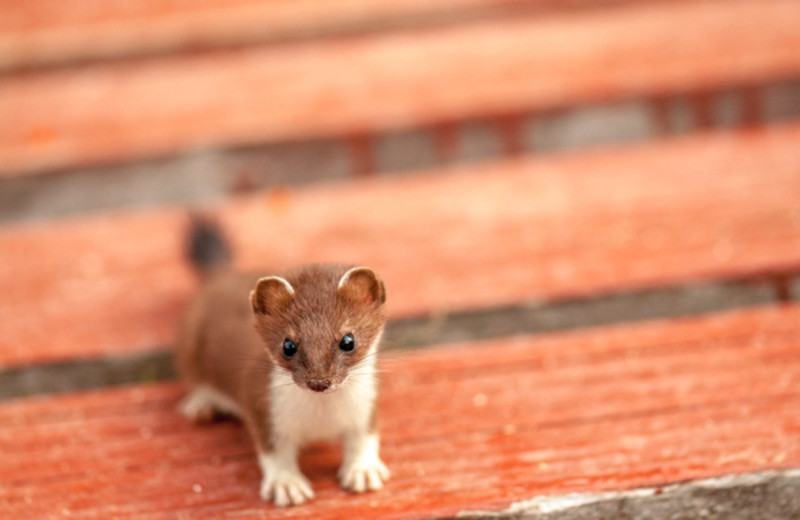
351, 350, 381, 368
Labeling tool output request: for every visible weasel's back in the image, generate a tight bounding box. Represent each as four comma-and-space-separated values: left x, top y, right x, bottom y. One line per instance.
176, 270, 262, 388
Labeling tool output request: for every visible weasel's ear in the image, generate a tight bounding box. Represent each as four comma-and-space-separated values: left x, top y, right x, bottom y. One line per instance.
250, 276, 295, 315
337, 267, 386, 305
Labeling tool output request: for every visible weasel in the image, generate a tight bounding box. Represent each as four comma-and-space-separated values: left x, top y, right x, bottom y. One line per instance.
175, 217, 390, 506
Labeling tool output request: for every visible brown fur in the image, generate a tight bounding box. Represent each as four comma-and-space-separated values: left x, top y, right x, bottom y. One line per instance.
176, 264, 387, 453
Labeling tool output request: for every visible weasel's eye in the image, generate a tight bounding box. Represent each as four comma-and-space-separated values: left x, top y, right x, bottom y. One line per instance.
339, 333, 356, 353
282, 338, 297, 359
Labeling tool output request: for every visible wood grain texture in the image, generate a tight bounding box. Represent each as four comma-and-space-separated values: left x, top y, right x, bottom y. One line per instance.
1, 124, 800, 368
0, 0, 618, 69
1, 0, 799, 176
1, 304, 798, 518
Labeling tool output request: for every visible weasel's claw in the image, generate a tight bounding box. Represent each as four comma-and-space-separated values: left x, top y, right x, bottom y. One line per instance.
259, 453, 314, 506
339, 458, 390, 493
260, 473, 314, 506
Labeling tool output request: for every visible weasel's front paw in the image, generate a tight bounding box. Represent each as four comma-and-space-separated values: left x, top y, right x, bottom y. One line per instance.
259, 455, 314, 506
339, 456, 390, 493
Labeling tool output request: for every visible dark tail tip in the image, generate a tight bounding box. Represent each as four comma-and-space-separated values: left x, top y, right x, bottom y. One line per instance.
186, 213, 232, 276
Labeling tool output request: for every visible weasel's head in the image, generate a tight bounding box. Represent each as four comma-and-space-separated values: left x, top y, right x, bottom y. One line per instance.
250, 265, 386, 393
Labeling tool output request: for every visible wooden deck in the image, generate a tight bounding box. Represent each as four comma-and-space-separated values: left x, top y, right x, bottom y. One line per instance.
3, 1, 682, 71
2, 0, 799, 176
2, 305, 798, 519
2, 124, 799, 368
2, 0, 800, 517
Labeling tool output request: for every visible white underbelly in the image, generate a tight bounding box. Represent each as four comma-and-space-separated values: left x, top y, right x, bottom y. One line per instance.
270, 371, 376, 445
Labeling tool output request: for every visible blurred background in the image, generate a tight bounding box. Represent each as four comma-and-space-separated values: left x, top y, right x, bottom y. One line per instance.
1, 0, 799, 221
1, 0, 800, 395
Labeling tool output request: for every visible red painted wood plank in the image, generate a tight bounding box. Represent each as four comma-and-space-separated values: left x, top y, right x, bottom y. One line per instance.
6, 304, 800, 478
1, 124, 800, 368
1, 305, 798, 518
0, 0, 622, 69
1, 0, 799, 176
2, 343, 796, 481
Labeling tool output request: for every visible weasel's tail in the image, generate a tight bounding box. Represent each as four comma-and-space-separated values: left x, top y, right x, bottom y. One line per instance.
185, 213, 232, 277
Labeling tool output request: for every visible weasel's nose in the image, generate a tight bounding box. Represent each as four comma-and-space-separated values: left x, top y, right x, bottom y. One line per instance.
307, 378, 331, 392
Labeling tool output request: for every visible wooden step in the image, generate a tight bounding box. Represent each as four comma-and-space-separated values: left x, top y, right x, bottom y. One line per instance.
0, 0, 632, 70
1, 124, 800, 369
1, 304, 798, 518
1, 0, 799, 176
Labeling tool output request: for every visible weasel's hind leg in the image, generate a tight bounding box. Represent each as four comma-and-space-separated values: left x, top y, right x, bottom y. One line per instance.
179, 385, 242, 422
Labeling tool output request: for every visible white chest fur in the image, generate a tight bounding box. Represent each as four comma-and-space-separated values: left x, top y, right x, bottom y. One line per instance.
269, 360, 377, 445
256, 340, 389, 506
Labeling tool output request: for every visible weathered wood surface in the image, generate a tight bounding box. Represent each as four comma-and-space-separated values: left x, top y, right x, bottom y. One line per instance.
2, 124, 800, 368
1, 0, 799, 176
1, 304, 798, 519
0, 0, 640, 69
